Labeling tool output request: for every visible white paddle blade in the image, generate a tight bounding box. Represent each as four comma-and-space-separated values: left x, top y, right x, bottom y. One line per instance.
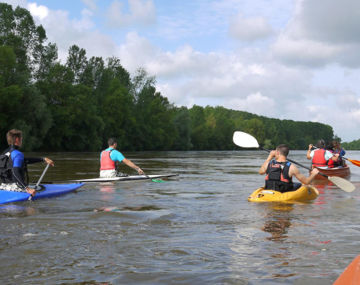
328, 176, 356, 192
233, 131, 260, 148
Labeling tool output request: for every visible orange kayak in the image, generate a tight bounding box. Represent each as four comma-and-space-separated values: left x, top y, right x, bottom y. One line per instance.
311, 165, 350, 180
334, 255, 360, 284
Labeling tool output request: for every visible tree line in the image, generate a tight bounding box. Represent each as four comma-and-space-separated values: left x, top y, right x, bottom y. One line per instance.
0, 3, 339, 152
342, 140, 360, 150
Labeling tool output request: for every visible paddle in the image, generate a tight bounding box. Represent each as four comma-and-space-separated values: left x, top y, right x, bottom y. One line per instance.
28, 164, 50, 200
343, 157, 360, 167
143, 173, 165, 183
232, 131, 356, 193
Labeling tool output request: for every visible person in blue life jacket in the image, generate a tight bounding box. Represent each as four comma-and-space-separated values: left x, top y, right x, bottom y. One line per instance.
332, 140, 346, 167
99, 138, 145, 178
259, 144, 319, 193
0, 129, 54, 197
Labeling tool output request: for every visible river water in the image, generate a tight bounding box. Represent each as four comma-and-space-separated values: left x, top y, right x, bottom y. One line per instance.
1, 150, 360, 284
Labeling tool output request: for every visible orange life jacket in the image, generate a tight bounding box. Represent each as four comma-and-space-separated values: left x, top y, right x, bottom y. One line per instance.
312, 149, 328, 168
100, 149, 115, 170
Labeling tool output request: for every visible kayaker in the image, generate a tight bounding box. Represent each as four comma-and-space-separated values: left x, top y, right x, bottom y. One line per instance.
332, 140, 346, 167
306, 139, 339, 168
259, 144, 319, 193
0, 129, 54, 197
99, 138, 145, 178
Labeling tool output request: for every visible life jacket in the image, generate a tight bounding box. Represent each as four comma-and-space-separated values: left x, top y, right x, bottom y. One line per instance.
312, 149, 328, 168
100, 149, 115, 170
265, 160, 294, 192
0, 147, 14, 183
332, 149, 344, 167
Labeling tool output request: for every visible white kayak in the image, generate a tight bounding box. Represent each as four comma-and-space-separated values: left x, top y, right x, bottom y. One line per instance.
73, 174, 178, 183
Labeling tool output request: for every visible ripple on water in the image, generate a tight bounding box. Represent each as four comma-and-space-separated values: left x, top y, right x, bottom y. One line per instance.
1, 150, 360, 284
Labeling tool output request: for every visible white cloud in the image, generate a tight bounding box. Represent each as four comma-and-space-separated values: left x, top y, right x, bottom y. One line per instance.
298, 0, 360, 44
115, 32, 315, 121
272, 0, 360, 68
33, 6, 116, 62
27, 2, 48, 20
229, 13, 274, 42
81, 0, 97, 11
225, 92, 275, 116
272, 35, 342, 67
106, 0, 156, 28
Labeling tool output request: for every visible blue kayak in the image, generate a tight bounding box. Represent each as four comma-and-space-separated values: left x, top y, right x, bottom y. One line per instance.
0, 183, 84, 204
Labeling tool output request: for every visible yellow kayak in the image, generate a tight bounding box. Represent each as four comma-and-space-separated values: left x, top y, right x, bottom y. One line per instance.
248, 185, 319, 203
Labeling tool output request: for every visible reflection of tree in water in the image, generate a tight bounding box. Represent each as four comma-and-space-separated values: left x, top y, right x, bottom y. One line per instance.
261, 204, 298, 278
262, 204, 293, 242
263, 218, 291, 241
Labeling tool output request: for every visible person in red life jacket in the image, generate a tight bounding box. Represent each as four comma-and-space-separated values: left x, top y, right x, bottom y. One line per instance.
259, 144, 319, 193
306, 139, 339, 169
99, 138, 145, 178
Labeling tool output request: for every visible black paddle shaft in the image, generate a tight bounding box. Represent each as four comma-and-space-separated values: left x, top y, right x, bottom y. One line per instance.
260, 147, 328, 179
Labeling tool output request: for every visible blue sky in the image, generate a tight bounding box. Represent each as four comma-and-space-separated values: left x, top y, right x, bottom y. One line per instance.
2, 0, 360, 142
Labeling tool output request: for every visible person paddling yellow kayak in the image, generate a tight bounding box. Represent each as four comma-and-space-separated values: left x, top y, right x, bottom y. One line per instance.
259, 144, 319, 192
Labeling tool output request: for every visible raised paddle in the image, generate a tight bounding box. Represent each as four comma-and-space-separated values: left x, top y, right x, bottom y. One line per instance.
232, 131, 356, 193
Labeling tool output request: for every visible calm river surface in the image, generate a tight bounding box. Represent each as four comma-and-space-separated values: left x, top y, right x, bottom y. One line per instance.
1, 150, 360, 284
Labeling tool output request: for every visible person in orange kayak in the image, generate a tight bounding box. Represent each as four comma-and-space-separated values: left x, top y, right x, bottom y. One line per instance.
306, 139, 339, 169
259, 144, 319, 193
99, 138, 145, 178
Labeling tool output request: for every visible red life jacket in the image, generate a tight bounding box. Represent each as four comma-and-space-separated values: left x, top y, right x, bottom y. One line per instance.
312, 149, 328, 168
265, 160, 293, 192
100, 149, 115, 170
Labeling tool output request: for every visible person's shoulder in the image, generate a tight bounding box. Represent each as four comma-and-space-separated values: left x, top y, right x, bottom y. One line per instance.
108, 148, 122, 155
10, 149, 24, 162
288, 163, 299, 174
11, 149, 23, 156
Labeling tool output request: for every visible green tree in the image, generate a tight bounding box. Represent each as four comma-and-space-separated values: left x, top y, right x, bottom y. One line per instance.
172, 107, 192, 150
66, 45, 87, 84
189, 105, 209, 149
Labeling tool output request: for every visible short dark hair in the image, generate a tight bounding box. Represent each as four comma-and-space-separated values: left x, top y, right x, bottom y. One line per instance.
276, 144, 289, 156
6, 129, 22, 145
315, 139, 325, 148
108, 137, 117, 146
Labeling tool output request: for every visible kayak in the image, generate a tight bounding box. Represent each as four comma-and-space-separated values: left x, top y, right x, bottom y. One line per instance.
0, 183, 84, 204
248, 185, 319, 203
73, 174, 178, 183
312, 166, 350, 180
334, 254, 360, 284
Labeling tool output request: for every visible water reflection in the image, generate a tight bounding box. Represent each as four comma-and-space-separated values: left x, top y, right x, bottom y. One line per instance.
0, 205, 37, 217
94, 205, 162, 212
261, 204, 293, 242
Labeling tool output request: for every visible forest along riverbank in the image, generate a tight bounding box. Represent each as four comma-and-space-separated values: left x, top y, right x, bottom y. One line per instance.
0, 150, 359, 284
